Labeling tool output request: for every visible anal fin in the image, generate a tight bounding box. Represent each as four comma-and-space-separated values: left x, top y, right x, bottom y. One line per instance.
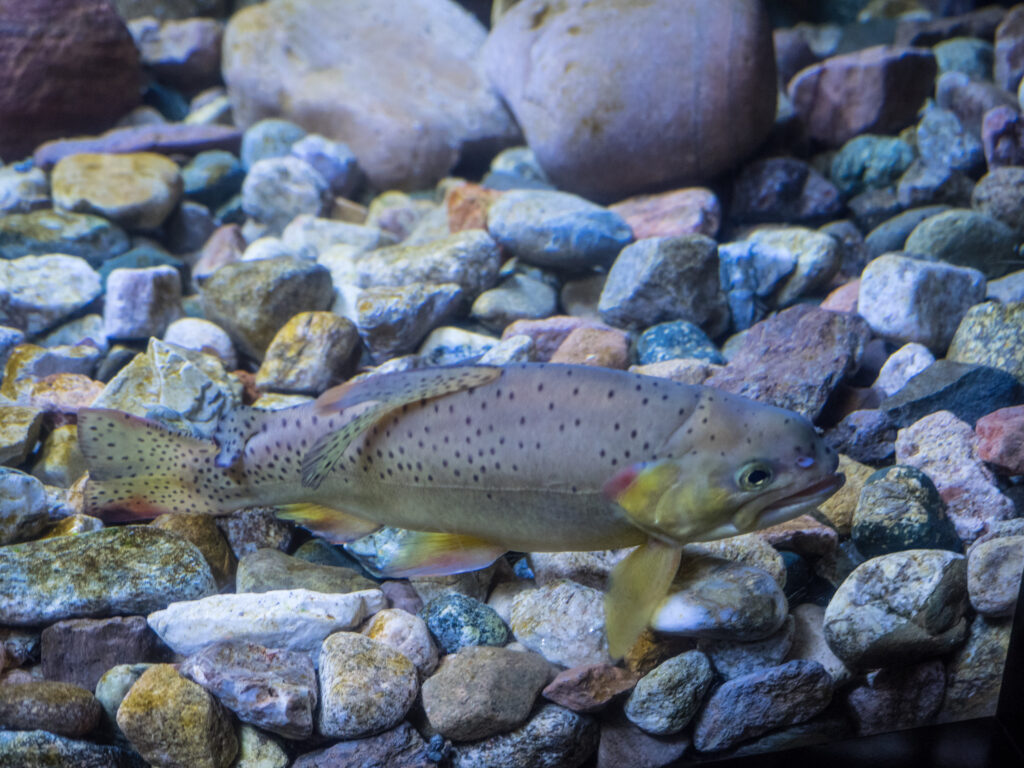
605, 539, 682, 660
275, 503, 382, 544
351, 531, 506, 579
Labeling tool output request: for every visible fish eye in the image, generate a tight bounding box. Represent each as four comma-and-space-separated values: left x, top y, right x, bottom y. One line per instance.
737, 461, 774, 491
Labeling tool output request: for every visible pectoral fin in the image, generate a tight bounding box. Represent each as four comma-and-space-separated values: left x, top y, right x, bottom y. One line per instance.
356, 531, 506, 579
301, 365, 503, 488
275, 503, 382, 544
605, 539, 682, 660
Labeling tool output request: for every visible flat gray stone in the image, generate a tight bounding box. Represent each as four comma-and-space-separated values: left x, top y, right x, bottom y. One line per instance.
0, 526, 216, 627
0, 255, 102, 335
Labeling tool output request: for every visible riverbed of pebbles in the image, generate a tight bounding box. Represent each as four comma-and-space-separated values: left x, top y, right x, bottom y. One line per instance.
1, 0, 1023, 767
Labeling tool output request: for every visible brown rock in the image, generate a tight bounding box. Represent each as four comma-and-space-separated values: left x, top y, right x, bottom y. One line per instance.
151, 513, 235, 589
788, 46, 937, 147
446, 183, 504, 233
706, 304, 871, 420
421, 645, 551, 741
757, 515, 839, 560
40, 616, 168, 691
597, 713, 690, 768
502, 315, 615, 362
542, 663, 639, 713
34, 123, 242, 170
821, 280, 860, 313
975, 405, 1024, 475
0, 0, 142, 160
193, 223, 246, 281
0, 681, 101, 737
549, 326, 630, 369
608, 188, 721, 240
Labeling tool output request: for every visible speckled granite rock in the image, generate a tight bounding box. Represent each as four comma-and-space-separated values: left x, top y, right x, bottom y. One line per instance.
0, 729, 144, 767
150, 513, 234, 590
0, 526, 216, 627
947, 301, 1024, 382
317, 631, 418, 739
255, 311, 360, 394
624, 651, 713, 736
0, 255, 102, 335
420, 592, 510, 654
449, 703, 598, 768
510, 580, 610, 667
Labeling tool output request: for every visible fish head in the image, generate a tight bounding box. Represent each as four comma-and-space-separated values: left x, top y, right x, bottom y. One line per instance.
605, 390, 843, 545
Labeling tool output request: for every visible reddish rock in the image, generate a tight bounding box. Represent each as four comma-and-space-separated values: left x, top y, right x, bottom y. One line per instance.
976, 406, 1024, 475
821, 280, 860, 314
757, 515, 839, 560
549, 327, 630, 370
706, 304, 871, 420
542, 663, 639, 713
981, 106, 1024, 170
608, 188, 721, 240
0, 0, 143, 160
192, 224, 245, 281
788, 46, 937, 148
995, 5, 1024, 93
34, 123, 242, 170
502, 315, 615, 362
445, 183, 504, 234
41, 616, 169, 691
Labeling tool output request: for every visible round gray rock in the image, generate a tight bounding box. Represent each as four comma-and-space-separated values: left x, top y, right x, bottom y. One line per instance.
482, 0, 776, 199
0, 254, 102, 335
624, 650, 713, 736
904, 208, 1020, 279
241, 156, 330, 234
823, 549, 969, 670
487, 190, 633, 270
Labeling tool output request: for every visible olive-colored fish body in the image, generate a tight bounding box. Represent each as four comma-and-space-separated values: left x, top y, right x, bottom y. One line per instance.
80, 362, 842, 657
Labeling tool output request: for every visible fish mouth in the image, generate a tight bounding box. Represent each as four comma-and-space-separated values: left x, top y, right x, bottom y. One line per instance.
754, 473, 845, 528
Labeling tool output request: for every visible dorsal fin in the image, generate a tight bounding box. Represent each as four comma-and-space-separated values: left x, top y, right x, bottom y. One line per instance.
211, 405, 276, 468
300, 365, 503, 489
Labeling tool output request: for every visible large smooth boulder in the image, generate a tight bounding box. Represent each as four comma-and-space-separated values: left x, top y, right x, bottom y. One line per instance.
482, 0, 777, 201
222, 0, 518, 191
0, 0, 143, 160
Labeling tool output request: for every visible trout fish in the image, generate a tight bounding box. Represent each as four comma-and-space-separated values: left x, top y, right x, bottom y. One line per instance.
79, 362, 842, 656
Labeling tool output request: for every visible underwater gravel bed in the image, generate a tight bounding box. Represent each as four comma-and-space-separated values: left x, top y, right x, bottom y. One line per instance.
1, 1, 1024, 767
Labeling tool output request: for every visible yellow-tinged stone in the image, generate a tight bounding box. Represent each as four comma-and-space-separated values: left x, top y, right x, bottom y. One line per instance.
0, 405, 44, 466
32, 424, 87, 488
150, 513, 235, 589
818, 454, 874, 535
116, 664, 237, 768
52, 152, 184, 230
17, 374, 104, 411
41, 514, 104, 539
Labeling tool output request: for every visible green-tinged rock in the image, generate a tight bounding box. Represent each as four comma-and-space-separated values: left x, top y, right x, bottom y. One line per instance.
31, 425, 87, 489
90, 338, 242, 439
421, 592, 510, 654
624, 650, 714, 736
254, 311, 360, 394
0, 681, 101, 738
200, 257, 334, 360
232, 725, 288, 768
470, 273, 560, 333
852, 466, 961, 558
0, 468, 49, 545
0, 209, 130, 265
0, 255, 102, 335
150, 513, 235, 590
823, 549, 969, 670
235, 548, 375, 594
317, 632, 418, 740
0, 729, 145, 768
95, 664, 153, 731
830, 134, 916, 198
0, 526, 217, 626
904, 209, 1020, 279
116, 664, 237, 768
51, 153, 184, 231
947, 301, 1024, 382
183, 150, 245, 210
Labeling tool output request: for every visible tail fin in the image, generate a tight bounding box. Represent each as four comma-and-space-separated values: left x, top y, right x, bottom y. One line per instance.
78, 409, 245, 521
